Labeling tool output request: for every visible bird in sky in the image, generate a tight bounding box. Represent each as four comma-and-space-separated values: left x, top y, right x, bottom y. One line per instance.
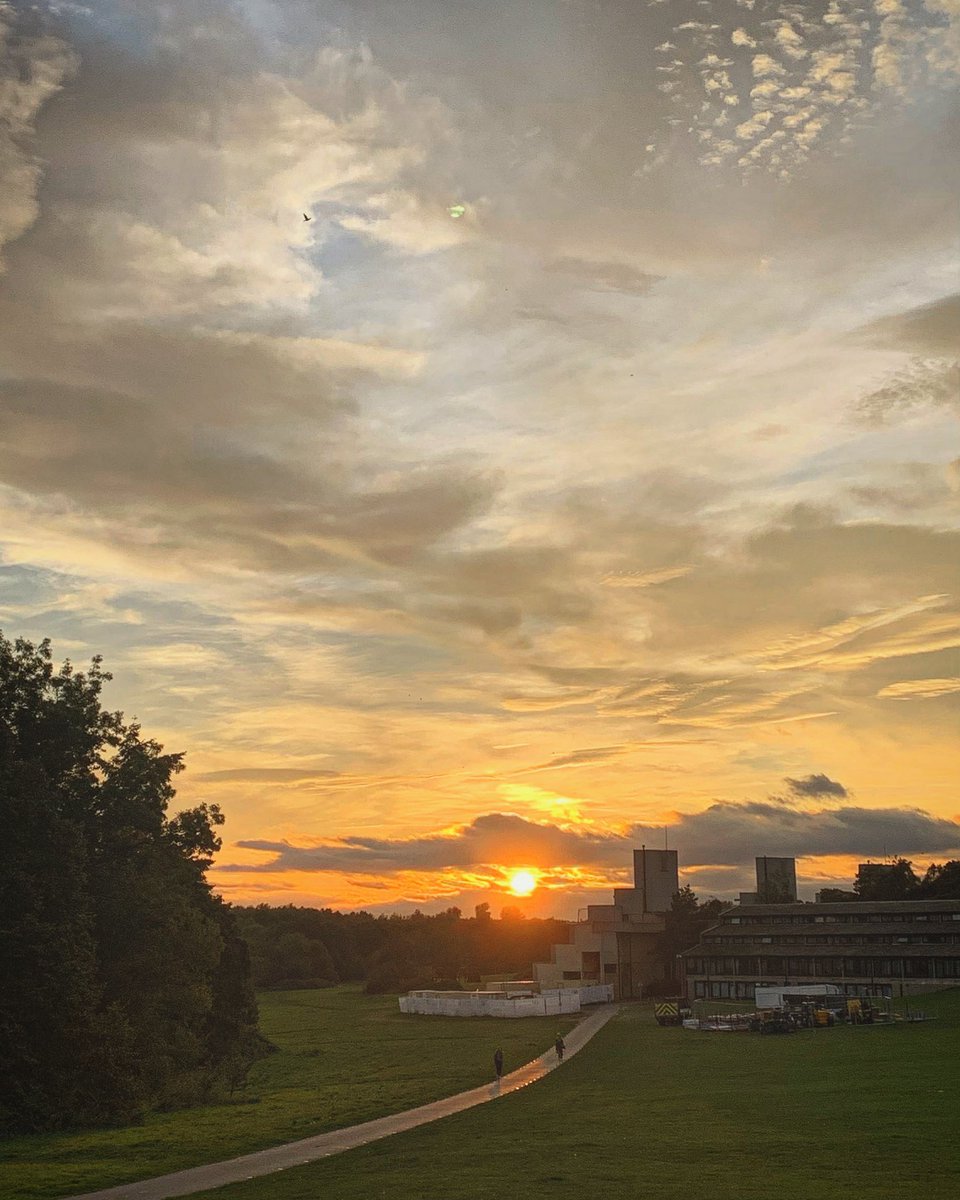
303, 213, 312, 221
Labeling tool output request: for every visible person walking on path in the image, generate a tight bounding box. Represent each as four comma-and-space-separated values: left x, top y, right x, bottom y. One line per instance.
64, 1005, 619, 1200
555, 1033, 565, 1063
493, 1047, 504, 1080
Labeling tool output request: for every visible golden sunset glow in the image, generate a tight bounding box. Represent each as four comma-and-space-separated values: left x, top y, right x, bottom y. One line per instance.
508, 871, 539, 898
1, 1, 958, 921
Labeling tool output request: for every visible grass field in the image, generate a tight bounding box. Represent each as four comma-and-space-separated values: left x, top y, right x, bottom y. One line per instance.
0, 987, 577, 1200
186, 988, 960, 1200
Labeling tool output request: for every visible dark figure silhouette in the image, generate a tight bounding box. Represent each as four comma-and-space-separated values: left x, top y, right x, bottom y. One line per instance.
493, 1047, 504, 1080
555, 1034, 566, 1062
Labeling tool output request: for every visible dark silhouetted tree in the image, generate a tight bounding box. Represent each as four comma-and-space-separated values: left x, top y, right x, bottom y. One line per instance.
0, 634, 261, 1132
853, 858, 920, 900
655, 886, 725, 988
918, 861, 960, 899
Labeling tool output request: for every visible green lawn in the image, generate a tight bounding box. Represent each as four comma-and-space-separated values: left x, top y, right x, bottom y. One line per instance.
0, 987, 578, 1200
187, 988, 960, 1200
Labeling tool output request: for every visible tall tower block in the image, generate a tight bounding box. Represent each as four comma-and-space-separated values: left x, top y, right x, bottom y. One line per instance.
633, 848, 679, 914
755, 856, 797, 903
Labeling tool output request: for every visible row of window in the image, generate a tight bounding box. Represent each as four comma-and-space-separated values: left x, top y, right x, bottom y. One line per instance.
692, 980, 895, 1000
685, 956, 960, 979
703, 933, 960, 946
725, 912, 960, 927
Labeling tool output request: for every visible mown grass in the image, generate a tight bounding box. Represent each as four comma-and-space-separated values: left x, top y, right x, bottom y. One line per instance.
188, 989, 960, 1200
0, 987, 577, 1200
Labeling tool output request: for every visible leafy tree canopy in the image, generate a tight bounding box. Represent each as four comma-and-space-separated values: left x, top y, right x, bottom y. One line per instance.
0, 634, 261, 1133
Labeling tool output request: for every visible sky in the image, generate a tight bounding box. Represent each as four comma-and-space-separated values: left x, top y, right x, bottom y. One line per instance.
1, 0, 958, 918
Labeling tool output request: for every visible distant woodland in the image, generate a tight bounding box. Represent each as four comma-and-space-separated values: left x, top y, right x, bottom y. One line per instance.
233, 903, 573, 993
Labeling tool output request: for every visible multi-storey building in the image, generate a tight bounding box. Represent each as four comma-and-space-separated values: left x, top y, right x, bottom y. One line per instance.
682, 898, 960, 1001
534, 848, 677, 999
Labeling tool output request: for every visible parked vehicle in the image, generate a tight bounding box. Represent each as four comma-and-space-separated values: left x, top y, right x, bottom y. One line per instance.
654, 998, 691, 1026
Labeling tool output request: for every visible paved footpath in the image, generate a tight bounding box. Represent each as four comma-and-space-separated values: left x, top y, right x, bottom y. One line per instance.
66, 1003, 619, 1200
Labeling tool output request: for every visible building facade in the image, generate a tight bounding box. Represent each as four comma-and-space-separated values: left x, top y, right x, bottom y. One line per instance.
682, 898, 960, 1001
534, 848, 678, 999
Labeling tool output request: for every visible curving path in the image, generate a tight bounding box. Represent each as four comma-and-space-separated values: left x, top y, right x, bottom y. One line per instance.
66, 1003, 619, 1200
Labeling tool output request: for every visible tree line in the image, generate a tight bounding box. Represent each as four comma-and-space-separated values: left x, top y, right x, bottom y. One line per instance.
233, 903, 573, 994
819, 856, 960, 902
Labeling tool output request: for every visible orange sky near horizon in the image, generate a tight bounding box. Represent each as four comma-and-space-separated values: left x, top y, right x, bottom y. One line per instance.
1, 0, 958, 920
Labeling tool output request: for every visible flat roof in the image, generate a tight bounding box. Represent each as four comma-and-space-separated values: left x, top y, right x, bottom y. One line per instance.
727, 899, 960, 915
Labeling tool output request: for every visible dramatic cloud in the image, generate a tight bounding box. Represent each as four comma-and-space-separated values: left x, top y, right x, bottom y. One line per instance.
225, 812, 630, 874
1, 1, 957, 914
670, 801, 960, 865
219, 801, 960, 877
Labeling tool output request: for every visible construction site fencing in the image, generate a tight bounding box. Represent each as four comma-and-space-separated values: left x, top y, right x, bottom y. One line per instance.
399, 984, 612, 1017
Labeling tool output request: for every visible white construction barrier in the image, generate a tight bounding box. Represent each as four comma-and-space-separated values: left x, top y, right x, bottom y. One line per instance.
577, 984, 614, 1005
399, 984, 612, 1017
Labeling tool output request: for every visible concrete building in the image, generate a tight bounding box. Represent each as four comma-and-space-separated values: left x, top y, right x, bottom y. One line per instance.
534, 848, 678, 999
681, 898, 960, 1001
739, 856, 798, 906
754, 856, 798, 903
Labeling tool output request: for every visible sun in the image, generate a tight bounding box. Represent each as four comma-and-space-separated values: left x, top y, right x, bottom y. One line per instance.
507, 869, 538, 897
